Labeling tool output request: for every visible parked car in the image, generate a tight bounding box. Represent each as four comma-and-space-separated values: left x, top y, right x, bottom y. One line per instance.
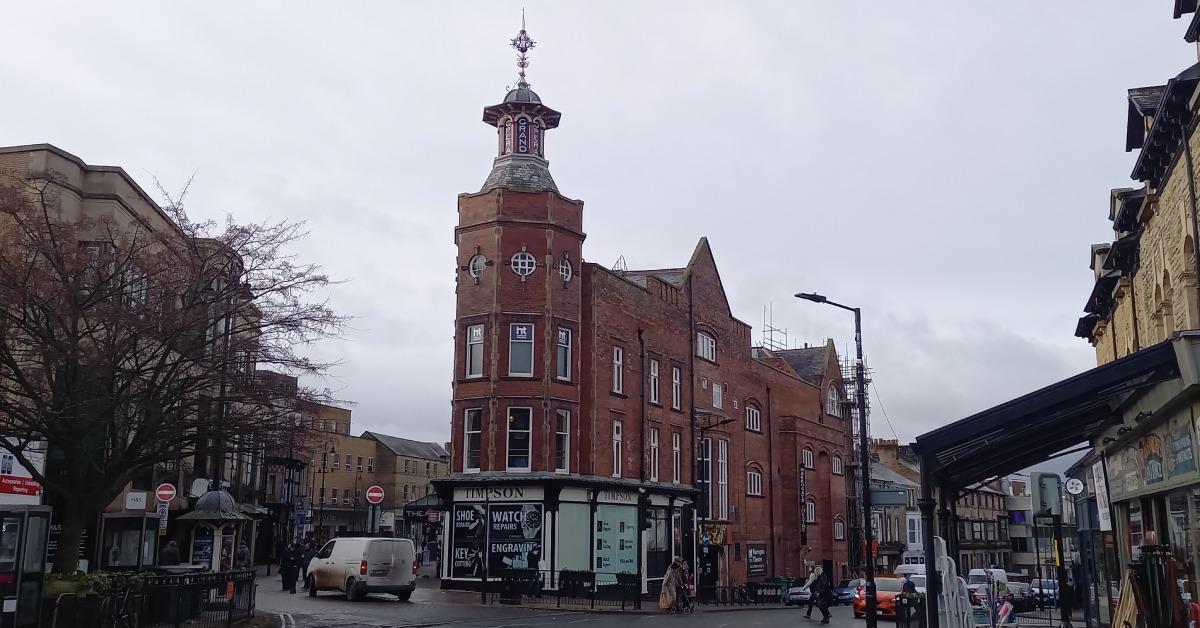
785, 584, 812, 606
854, 577, 906, 619
834, 579, 864, 605
1030, 578, 1059, 607
306, 537, 417, 601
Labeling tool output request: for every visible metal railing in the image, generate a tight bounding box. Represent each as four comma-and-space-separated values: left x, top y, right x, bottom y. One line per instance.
697, 582, 784, 606
50, 569, 256, 628
484, 569, 642, 610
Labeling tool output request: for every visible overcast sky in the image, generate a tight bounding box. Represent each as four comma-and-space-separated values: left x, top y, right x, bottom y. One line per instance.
2, 3, 1195, 451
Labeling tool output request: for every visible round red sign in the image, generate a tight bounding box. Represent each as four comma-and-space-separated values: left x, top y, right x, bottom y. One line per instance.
155, 483, 177, 503
365, 485, 385, 505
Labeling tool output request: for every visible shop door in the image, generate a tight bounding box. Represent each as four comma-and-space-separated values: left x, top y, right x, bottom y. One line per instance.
698, 546, 720, 601
0, 509, 50, 628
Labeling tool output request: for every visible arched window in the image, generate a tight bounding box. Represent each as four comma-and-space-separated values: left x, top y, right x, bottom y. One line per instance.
805, 498, 816, 523
802, 447, 814, 469
745, 405, 761, 431
834, 517, 845, 540
832, 455, 844, 475
746, 468, 763, 496
826, 386, 841, 417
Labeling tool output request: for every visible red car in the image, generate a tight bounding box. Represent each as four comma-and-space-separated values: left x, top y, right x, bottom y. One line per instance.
854, 577, 907, 619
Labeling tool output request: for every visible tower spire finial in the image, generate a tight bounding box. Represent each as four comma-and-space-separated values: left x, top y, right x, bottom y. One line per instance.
510, 9, 536, 88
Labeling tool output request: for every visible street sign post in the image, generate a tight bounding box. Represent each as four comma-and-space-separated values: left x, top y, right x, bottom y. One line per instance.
365, 485, 385, 505
157, 501, 169, 536
155, 483, 177, 503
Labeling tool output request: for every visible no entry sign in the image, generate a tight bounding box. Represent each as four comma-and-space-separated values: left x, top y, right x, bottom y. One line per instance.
155, 483, 177, 503
365, 485, 385, 505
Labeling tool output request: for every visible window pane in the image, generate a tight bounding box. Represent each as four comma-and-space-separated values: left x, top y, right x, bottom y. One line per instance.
507, 408, 531, 469
466, 409, 482, 470
509, 324, 534, 375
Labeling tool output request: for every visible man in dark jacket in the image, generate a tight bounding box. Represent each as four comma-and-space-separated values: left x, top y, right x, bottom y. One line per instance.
812, 570, 833, 624
284, 544, 304, 594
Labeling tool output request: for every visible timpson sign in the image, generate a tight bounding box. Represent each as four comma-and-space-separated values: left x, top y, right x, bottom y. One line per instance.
455, 486, 544, 502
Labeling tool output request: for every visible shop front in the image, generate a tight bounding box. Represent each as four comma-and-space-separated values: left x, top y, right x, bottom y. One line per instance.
1103, 402, 1200, 608
436, 476, 694, 595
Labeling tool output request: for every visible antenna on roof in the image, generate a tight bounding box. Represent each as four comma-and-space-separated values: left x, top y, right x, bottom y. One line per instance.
611, 255, 628, 273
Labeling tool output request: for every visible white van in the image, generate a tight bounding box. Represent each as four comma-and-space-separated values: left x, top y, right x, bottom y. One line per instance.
966, 568, 1009, 598
306, 537, 417, 601
894, 564, 925, 577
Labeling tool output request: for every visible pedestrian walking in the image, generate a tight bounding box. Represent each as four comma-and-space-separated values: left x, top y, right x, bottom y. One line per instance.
284, 543, 304, 594
812, 568, 833, 624
159, 541, 180, 566
300, 541, 316, 580
236, 541, 250, 567
804, 565, 823, 619
660, 559, 681, 612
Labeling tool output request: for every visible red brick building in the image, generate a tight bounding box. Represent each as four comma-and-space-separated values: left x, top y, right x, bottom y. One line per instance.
435, 26, 852, 593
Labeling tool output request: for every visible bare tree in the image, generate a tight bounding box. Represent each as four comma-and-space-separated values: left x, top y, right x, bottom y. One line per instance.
0, 171, 344, 573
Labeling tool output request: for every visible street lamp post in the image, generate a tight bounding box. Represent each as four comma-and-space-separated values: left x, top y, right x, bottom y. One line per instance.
795, 292, 877, 628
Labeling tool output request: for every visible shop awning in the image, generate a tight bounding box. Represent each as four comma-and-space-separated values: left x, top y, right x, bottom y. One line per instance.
402, 493, 446, 512
913, 336, 1188, 489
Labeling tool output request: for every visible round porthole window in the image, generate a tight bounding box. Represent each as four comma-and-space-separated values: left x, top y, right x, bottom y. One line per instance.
558, 258, 573, 282
468, 255, 486, 278
511, 251, 536, 276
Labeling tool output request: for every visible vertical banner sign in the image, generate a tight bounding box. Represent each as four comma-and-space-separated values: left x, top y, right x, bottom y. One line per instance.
1092, 460, 1112, 532
746, 543, 767, 578
488, 504, 543, 573
451, 504, 486, 578
799, 468, 807, 543
156, 501, 169, 537
516, 118, 530, 154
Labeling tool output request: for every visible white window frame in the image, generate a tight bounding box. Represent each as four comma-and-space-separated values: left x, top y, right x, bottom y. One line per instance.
510, 251, 536, 276
331, 451, 339, 470
672, 432, 681, 484
745, 405, 761, 431
805, 499, 816, 523
507, 407, 532, 472
697, 332, 716, 361
713, 381, 723, 409
367, 456, 374, 472
827, 386, 841, 417
717, 440, 728, 519
612, 346, 624, 394
466, 324, 484, 378
649, 428, 660, 482
835, 519, 846, 540
747, 469, 763, 496
671, 366, 682, 410
556, 328, 572, 381
803, 448, 814, 469
612, 420, 623, 478
554, 409, 570, 474
649, 359, 660, 404
699, 438, 712, 519
832, 455, 843, 475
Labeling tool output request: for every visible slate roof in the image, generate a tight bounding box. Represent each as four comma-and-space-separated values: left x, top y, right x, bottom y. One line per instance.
620, 268, 686, 288
775, 347, 828, 385
363, 431, 449, 462
871, 464, 918, 488
1129, 86, 1167, 116
481, 154, 559, 194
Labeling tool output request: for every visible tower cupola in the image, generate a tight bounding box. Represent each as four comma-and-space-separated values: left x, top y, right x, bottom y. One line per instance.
480, 19, 562, 194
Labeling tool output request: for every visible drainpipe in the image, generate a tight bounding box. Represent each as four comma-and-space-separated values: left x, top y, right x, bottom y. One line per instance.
766, 385, 776, 574
638, 328, 646, 483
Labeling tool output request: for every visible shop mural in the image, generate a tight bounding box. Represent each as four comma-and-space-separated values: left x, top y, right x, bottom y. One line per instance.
488, 504, 543, 572
594, 504, 636, 573
451, 504, 486, 578
1107, 411, 1200, 500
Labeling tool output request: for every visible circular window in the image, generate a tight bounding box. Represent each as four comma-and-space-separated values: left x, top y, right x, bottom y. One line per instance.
558, 258, 573, 282
511, 252, 536, 276
468, 255, 486, 278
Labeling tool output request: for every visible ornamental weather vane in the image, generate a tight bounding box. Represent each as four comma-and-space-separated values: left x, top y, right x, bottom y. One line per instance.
511, 11, 536, 88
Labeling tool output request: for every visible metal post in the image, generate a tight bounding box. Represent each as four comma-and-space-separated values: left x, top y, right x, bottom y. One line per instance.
1052, 514, 1071, 628
854, 307, 878, 628
919, 461, 940, 628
